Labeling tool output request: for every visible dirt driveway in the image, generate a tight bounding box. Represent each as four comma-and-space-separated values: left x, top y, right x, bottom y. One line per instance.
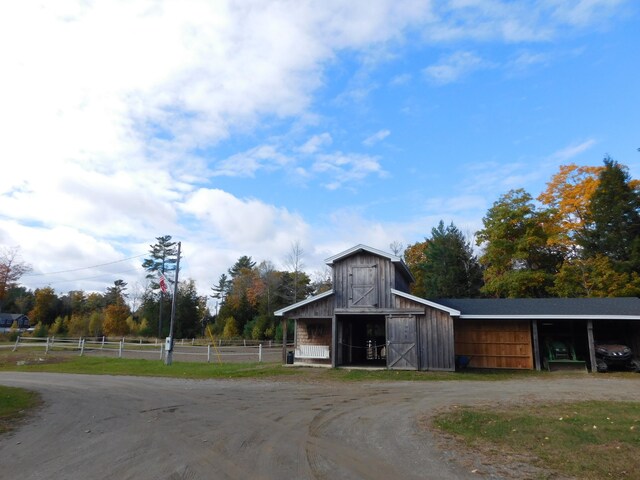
1, 372, 639, 480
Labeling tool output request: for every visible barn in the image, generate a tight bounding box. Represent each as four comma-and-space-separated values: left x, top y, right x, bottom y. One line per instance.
275, 244, 640, 372
275, 244, 458, 370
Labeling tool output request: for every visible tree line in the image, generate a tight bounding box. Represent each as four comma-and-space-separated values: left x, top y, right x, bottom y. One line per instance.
405, 157, 640, 299
0, 239, 329, 340
1, 156, 638, 339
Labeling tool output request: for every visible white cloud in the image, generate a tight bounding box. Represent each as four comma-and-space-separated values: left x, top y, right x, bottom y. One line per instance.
312, 153, 386, 190
213, 145, 290, 177
549, 139, 597, 162
298, 133, 333, 154
180, 189, 308, 249
423, 51, 487, 85
363, 130, 391, 147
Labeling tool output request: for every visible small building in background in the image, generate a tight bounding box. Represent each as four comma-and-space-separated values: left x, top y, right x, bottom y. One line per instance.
0, 313, 31, 332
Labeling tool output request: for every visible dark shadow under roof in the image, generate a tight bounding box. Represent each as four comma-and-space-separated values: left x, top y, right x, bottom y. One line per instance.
434, 297, 640, 317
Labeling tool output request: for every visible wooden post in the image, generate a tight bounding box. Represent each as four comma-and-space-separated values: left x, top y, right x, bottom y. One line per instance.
531, 320, 541, 371
45, 337, 50, 354
259, 344, 262, 363
101, 336, 105, 349
80, 339, 85, 356
12, 336, 20, 352
587, 320, 597, 373
207, 344, 211, 363
331, 314, 337, 368
119, 340, 123, 358
281, 318, 287, 364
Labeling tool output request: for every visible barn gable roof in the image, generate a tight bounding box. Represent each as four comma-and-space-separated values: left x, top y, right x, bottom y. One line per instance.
391, 289, 461, 315
325, 244, 414, 282
435, 297, 640, 320
274, 289, 334, 316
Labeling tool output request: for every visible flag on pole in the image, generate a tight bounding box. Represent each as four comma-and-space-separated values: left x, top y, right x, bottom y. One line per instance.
159, 273, 169, 294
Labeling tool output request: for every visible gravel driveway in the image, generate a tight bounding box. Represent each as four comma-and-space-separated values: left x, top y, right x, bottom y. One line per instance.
1, 372, 639, 479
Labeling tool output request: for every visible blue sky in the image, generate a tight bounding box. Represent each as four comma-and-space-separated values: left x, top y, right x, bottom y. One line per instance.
1, 1, 638, 300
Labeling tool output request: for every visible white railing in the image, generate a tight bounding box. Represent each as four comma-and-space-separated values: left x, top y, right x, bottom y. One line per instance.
6, 336, 291, 364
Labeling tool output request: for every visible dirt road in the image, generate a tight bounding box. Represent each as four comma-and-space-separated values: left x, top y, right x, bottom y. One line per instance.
1, 372, 639, 479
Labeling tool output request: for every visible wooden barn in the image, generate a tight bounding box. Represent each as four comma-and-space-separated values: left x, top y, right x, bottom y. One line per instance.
276, 244, 640, 372
275, 245, 459, 371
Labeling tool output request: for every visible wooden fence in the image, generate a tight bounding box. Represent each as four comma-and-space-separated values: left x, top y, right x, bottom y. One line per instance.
3, 336, 290, 364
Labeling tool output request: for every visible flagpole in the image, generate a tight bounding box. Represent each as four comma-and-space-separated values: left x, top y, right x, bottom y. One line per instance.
165, 241, 181, 366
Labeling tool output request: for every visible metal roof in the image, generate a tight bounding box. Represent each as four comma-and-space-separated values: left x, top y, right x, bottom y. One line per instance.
434, 297, 640, 319
324, 244, 414, 282
274, 289, 334, 317
391, 289, 461, 315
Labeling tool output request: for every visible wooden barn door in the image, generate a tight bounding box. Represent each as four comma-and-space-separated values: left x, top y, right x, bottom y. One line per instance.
386, 315, 418, 370
349, 265, 378, 307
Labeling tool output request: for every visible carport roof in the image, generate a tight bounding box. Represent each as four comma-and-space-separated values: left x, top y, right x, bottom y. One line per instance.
434, 297, 640, 319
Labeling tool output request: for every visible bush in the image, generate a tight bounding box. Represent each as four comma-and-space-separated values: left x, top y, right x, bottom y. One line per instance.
33, 322, 48, 338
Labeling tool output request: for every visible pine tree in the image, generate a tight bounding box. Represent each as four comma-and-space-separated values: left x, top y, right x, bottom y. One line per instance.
579, 157, 640, 269
141, 235, 179, 336
418, 221, 483, 298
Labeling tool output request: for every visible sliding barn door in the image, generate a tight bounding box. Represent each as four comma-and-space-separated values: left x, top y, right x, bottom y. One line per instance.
387, 315, 418, 370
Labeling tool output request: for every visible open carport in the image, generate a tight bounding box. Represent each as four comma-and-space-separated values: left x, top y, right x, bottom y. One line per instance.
439, 297, 640, 372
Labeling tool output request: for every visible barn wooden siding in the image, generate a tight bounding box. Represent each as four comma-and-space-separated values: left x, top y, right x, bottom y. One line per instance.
392, 295, 455, 371
419, 307, 455, 371
454, 319, 533, 369
282, 294, 335, 318
333, 253, 397, 309
295, 318, 332, 346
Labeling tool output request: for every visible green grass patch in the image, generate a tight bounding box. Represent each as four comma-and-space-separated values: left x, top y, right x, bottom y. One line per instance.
0, 386, 41, 434
0, 354, 296, 379
0, 349, 590, 382
433, 400, 640, 479
0, 351, 550, 381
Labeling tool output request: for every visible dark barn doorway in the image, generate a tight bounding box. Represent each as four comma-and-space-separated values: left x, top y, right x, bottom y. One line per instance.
337, 315, 386, 366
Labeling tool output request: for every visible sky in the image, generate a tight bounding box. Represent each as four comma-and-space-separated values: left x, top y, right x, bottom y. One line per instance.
1, 0, 639, 304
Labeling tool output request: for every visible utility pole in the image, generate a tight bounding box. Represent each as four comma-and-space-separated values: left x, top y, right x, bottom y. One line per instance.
165, 241, 181, 366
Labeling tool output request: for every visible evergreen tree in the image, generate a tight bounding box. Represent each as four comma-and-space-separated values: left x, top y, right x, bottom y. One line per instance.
417, 221, 483, 298
579, 157, 640, 269
141, 235, 179, 336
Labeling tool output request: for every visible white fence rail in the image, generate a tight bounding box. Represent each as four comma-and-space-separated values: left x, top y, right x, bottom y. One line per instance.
4, 336, 291, 364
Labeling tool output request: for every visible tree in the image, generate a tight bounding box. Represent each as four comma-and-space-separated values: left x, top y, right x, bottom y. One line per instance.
310, 266, 332, 295
211, 273, 231, 305
404, 240, 429, 297
142, 235, 179, 336
538, 164, 603, 249
105, 280, 128, 307
222, 316, 239, 338
389, 241, 404, 256
0, 247, 32, 312
29, 287, 60, 326
102, 304, 130, 337
175, 279, 206, 338
284, 241, 306, 303
553, 255, 640, 297
476, 189, 562, 298
579, 157, 640, 269
414, 221, 483, 298
228, 256, 256, 279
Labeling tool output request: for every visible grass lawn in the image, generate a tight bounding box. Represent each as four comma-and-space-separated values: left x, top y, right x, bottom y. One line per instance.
0, 349, 556, 381
432, 400, 640, 479
0, 385, 41, 434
